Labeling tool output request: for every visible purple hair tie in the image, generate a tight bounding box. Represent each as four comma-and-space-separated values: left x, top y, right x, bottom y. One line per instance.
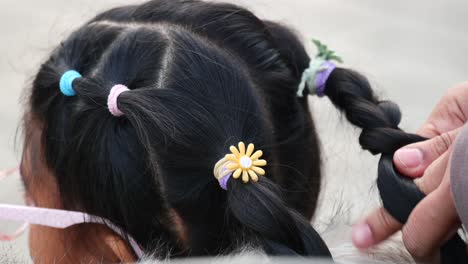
314, 61, 336, 97
219, 172, 232, 191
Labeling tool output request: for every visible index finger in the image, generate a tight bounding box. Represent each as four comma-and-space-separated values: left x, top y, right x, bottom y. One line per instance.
418, 83, 468, 138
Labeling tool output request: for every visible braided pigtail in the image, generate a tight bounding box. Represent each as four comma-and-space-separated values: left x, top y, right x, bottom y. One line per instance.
213, 142, 332, 257
301, 40, 468, 263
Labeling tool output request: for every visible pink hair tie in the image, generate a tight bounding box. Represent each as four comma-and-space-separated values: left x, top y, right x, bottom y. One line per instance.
108, 84, 130, 117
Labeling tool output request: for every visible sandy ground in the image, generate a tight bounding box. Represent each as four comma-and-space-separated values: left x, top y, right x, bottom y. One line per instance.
0, 0, 467, 262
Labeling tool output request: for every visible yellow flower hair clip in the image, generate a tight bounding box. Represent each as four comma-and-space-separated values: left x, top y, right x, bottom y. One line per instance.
214, 142, 267, 188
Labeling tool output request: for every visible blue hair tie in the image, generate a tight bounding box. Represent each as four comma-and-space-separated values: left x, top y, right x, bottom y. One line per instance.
60, 70, 82, 96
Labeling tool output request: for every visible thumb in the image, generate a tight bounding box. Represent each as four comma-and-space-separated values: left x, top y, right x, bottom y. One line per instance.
393, 128, 461, 178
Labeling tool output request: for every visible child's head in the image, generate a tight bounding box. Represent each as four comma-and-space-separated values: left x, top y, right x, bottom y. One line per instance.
18, 0, 415, 263
22, 0, 326, 262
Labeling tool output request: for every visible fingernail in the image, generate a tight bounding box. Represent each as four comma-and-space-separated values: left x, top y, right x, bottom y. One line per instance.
352, 223, 374, 248
395, 148, 423, 168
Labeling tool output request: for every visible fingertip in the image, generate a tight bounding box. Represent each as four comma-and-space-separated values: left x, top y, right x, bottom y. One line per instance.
358, 208, 401, 247
393, 148, 424, 178
352, 222, 374, 249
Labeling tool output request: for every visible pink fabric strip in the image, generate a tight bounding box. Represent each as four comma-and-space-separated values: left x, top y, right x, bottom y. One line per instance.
0, 167, 28, 241
99, 220, 144, 258
0, 223, 28, 241
0, 204, 143, 258
0, 167, 19, 181
0, 204, 91, 228
107, 84, 130, 117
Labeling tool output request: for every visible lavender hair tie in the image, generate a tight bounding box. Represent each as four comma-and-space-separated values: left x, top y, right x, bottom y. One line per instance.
219, 173, 232, 191
314, 61, 336, 97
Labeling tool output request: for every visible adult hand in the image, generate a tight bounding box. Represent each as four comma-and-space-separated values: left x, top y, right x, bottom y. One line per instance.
352, 82, 468, 260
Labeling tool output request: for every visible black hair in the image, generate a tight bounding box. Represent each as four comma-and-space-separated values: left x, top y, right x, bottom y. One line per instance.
26, 0, 467, 262
27, 0, 329, 259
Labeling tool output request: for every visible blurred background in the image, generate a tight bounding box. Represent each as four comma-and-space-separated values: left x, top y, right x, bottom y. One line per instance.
0, 0, 467, 262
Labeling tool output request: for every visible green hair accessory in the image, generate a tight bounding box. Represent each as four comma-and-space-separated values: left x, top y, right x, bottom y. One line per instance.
297, 39, 343, 97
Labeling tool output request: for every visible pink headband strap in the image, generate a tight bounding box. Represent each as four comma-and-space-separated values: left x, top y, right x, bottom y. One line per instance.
108, 84, 130, 117
0, 204, 144, 257
0, 168, 143, 257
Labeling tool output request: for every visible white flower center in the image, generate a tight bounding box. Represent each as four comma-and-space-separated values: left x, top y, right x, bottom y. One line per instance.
239, 156, 253, 169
